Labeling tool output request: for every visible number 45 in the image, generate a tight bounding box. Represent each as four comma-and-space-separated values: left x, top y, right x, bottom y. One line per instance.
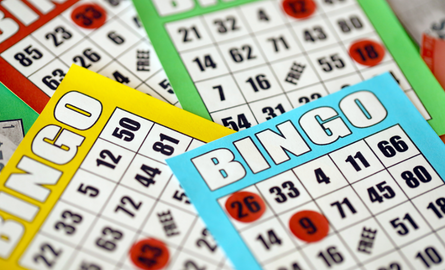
221, 114, 252, 131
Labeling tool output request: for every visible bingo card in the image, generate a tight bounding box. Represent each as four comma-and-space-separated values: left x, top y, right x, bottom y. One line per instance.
168, 73, 445, 270
0, 65, 235, 270
133, 0, 445, 139
0, 0, 178, 113
0, 83, 38, 172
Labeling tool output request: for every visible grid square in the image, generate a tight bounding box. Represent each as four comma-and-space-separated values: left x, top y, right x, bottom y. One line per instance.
388, 155, 443, 199
271, 56, 321, 93
234, 65, 284, 102
2, 36, 53, 77
31, 16, 85, 57
307, 44, 357, 81
248, 94, 293, 124
202, 8, 250, 43
240, 1, 286, 33
165, 17, 213, 53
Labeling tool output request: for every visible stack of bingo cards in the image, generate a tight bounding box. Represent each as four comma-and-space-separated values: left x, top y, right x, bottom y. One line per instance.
0, 0, 177, 113
168, 73, 445, 270
0, 66, 235, 270
133, 0, 445, 140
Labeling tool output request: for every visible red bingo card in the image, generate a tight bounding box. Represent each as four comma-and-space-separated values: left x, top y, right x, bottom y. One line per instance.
0, 0, 177, 113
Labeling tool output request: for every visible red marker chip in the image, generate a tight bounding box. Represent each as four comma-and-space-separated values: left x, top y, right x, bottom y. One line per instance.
282, 0, 317, 19
225, 191, 266, 223
289, 210, 329, 243
71, 4, 107, 29
349, 40, 386, 67
130, 238, 169, 270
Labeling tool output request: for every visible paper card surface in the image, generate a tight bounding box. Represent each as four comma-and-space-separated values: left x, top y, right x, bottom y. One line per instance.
133, 0, 445, 138
0, 65, 235, 270
0, 83, 38, 172
0, 0, 178, 113
167, 73, 445, 270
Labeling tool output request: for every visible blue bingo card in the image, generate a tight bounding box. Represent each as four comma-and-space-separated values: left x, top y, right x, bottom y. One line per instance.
167, 73, 445, 270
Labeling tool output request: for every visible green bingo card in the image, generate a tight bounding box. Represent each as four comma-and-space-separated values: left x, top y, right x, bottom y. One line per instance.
133, 0, 445, 138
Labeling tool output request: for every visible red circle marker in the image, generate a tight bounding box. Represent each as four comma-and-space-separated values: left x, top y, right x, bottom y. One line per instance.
130, 238, 169, 270
71, 3, 107, 29
282, 0, 317, 19
289, 210, 329, 243
349, 40, 386, 67
225, 191, 266, 223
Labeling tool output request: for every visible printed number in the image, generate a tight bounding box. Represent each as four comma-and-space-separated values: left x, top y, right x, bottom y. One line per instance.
115, 196, 142, 217
304, 26, 327, 42
112, 71, 130, 84
390, 213, 418, 236
96, 149, 122, 169
258, 9, 269, 21
112, 117, 141, 142
106, 0, 121, 6
256, 229, 282, 250
230, 195, 262, 219
338, 16, 363, 33
427, 197, 445, 219
33, 243, 61, 268
318, 54, 345, 72
324, 0, 346, 4
401, 166, 432, 188
42, 69, 65, 90
213, 85, 225, 101
345, 151, 370, 172
416, 247, 443, 268
75, 6, 103, 27
214, 16, 239, 34
354, 44, 380, 62
96, 227, 123, 251
331, 197, 356, 218
299, 93, 322, 104
278, 263, 303, 270
262, 104, 285, 120
107, 31, 124, 45
45, 26, 72, 47
54, 210, 83, 235
367, 181, 395, 203
77, 184, 99, 197
80, 262, 102, 270
196, 228, 217, 253
229, 45, 256, 63
246, 74, 271, 92
159, 79, 174, 94
14, 45, 43, 67
221, 114, 252, 131
377, 136, 409, 158
377, 263, 401, 270
317, 246, 344, 267
184, 260, 206, 270
73, 48, 101, 69
193, 55, 217, 72
178, 26, 201, 43
315, 168, 330, 184
269, 181, 300, 203
173, 190, 190, 204
267, 36, 289, 52
135, 165, 161, 188
152, 133, 180, 156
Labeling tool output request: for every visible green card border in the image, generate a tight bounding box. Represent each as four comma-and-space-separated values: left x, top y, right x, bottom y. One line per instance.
134, 0, 445, 136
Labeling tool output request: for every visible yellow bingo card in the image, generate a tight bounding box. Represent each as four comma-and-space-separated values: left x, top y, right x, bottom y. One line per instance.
0, 65, 234, 270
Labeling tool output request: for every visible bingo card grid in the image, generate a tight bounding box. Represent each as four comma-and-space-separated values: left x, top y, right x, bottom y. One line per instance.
216, 124, 445, 270
18, 107, 231, 270
163, 0, 431, 130
0, 0, 179, 110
